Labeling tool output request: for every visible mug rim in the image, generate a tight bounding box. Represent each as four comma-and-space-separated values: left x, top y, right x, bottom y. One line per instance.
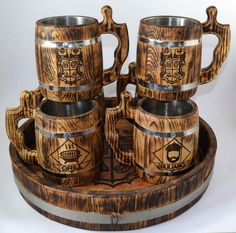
37, 99, 98, 119
138, 98, 198, 118
36, 15, 98, 27
140, 15, 201, 28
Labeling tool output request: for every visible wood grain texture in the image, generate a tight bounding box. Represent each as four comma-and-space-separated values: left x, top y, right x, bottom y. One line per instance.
36, 6, 129, 102
116, 62, 136, 101
9, 115, 216, 230
200, 6, 231, 84
6, 89, 103, 185
99, 6, 129, 86
105, 92, 199, 184
5, 88, 42, 164
136, 6, 230, 101
35, 100, 103, 185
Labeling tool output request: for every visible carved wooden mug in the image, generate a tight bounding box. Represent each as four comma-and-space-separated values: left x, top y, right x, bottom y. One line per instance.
35, 5, 129, 102
134, 6, 230, 101
105, 91, 199, 184
6, 90, 103, 185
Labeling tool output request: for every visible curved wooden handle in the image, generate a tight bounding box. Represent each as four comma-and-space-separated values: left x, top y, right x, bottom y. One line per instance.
99, 5, 129, 86
105, 91, 135, 165
200, 6, 231, 84
5, 88, 42, 164
116, 62, 136, 101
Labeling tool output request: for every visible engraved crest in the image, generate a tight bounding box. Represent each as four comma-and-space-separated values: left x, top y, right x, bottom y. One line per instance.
160, 48, 185, 84
48, 139, 91, 174
56, 48, 84, 85
152, 138, 191, 173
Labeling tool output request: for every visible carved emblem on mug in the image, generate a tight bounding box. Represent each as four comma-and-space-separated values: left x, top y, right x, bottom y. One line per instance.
56, 48, 84, 85
160, 48, 185, 84
48, 139, 91, 174
152, 138, 192, 173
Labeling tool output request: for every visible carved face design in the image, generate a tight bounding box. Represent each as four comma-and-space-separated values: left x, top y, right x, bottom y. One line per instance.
56, 47, 84, 85
166, 142, 182, 163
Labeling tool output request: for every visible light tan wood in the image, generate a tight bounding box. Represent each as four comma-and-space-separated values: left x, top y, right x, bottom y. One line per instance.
6, 89, 103, 185
35, 5, 129, 102
135, 6, 230, 101
105, 91, 199, 184
5, 88, 42, 164
9, 115, 216, 230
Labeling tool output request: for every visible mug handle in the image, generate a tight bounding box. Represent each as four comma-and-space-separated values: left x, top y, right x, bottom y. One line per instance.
99, 5, 129, 86
105, 91, 135, 165
200, 6, 231, 84
116, 62, 136, 101
5, 88, 42, 164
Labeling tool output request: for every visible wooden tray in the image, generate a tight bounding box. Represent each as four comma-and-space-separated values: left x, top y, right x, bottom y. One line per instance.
9, 117, 216, 231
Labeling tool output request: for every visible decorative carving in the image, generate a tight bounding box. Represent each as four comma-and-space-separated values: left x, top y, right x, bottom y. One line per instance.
152, 138, 191, 173
57, 48, 84, 85
49, 139, 91, 174
160, 48, 185, 84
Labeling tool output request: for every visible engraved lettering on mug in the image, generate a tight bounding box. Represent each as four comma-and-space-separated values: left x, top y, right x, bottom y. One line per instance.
49, 139, 91, 174
152, 138, 191, 172
57, 48, 84, 85
160, 48, 185, 84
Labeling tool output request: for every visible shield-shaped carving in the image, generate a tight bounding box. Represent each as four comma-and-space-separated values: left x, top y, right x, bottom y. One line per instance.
160, 48, 185, 84
57, 48, 84, 85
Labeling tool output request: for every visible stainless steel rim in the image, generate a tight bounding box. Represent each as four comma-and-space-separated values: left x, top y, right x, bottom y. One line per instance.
35, 121, 101, 139
134, 122, 199, 138
39, 80, 101, 92
138, 79, 198, 92
138, 35, 201, 47
35, 36, 101, 48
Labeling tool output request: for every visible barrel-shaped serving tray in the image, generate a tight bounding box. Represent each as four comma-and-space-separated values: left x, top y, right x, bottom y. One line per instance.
9, 116, 216, 231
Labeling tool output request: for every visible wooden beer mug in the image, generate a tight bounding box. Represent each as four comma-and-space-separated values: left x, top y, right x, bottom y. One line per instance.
35, 5, 128, 102
105, 91, 199, 184
135, 6, 230, 101
6, 90, 103, 185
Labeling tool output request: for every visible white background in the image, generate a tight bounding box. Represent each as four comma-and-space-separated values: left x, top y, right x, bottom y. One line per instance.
1, 0, 236, 232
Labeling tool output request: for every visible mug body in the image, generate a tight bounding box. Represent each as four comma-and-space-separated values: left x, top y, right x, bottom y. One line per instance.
35, 100, 103, 185
133, 98, 199, 184
136, 16, 202, 101
35, 16, 103, 102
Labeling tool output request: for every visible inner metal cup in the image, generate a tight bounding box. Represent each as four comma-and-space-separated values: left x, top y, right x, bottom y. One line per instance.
36, 15, 98, 27
141, 16, 200, 27
40, 100, 96, 117
140, 98, 194, 117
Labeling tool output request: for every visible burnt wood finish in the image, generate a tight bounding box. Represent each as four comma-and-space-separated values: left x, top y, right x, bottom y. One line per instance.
5, 88, 42, 164
35, 5, 129, 102
116, 62, 136, 101
6, 90, 103, 186
105, 92, 199, 184
136, 6, 230, 101
200, 6, 231, 84
9, 115, 216, 230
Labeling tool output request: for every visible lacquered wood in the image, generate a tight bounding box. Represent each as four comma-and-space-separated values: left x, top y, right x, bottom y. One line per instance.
36, 5, 129, 102
105, 92, 199, 184
5, 88, 42, 164
6, 89, 103, 185
135, 6, 230, 101
9, 115, 216, 230
116, 62, 136, 101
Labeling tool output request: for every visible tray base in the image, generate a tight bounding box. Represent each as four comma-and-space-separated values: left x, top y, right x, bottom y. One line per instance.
10, 118, 216, 231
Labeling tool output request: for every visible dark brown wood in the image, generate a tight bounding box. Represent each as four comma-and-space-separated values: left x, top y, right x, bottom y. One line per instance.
9, 115, 216, 230
135, 6, 230, 101
105, 92, 199, 184
35, 6, 129, 102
